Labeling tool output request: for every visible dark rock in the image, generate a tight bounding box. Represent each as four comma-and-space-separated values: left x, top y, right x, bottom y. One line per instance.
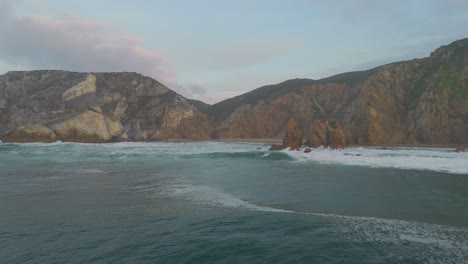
304, 148, 312, 153
269, 144, 284, 151
344, 153, 362, 156
455, 146, 466, 153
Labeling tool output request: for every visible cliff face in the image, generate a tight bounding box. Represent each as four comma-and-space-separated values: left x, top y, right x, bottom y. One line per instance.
0, 71, 215, 142
1, 38, 467, 145
207, 38, 468, 145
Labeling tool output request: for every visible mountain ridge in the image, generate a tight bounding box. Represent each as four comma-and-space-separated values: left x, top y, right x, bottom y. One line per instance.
1, 38, 467, 145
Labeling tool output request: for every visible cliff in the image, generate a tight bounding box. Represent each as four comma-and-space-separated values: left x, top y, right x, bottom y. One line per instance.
0, 38, 467, 145
0, 71, 215, 142
207, 38, 468, 145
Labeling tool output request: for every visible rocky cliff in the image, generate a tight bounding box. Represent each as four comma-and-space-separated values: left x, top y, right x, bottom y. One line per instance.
207, 38, 468, 146
0, 71, 215, 142
1, 38, 467, 145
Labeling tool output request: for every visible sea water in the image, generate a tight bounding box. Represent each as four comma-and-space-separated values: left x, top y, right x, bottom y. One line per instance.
1, 142, 467, 263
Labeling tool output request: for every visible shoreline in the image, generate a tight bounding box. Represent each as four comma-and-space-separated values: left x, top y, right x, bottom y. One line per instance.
1, 138, 466, 149
163, 138, 283, 144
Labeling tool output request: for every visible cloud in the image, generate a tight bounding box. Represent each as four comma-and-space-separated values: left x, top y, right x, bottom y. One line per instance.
186, 84, 208, 96
0, 0, 177, 89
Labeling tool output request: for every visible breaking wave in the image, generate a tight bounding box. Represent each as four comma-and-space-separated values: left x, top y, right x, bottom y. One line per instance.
138, 182, 468, 263
2, 142, 467, 174
285, 147, 468, 174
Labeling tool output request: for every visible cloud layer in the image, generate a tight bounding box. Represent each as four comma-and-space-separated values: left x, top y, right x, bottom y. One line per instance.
0, 4, 172, 83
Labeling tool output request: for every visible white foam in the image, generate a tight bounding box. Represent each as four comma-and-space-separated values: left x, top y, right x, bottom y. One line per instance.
158, 184, 292, 213
285, 147, 468, 174
149, 182, 468, 262
7, 142, 467, 174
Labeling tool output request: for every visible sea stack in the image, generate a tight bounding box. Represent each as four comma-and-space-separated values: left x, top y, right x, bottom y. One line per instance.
269, 117, 303, 151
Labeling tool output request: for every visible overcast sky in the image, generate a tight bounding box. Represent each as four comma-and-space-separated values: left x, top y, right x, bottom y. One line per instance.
1, 0, 467, 103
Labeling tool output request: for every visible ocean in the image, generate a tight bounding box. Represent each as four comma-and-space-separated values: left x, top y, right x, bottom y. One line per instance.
1, 142, 467, 264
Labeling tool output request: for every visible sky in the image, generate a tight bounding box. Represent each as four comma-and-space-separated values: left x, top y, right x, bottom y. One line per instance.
0, 0, 467, 103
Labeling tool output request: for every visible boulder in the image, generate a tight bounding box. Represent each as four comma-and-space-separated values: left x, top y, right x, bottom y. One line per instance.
326, 120, 347, 149
304, 147, 312, 153
269, 144, 284, 151
1, 123, 58, 143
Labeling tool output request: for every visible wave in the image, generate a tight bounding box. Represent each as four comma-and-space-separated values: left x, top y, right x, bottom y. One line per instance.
182, 151, 293, 161
285, 147, 468, 174
141, 182, 468, 262
3, 141, 467, 174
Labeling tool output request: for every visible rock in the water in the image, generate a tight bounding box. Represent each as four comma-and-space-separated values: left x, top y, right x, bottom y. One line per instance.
455, 146, 466, 152
305, 121, 326, 148
303, 147, 312, 153
326, 120, 347, 149
282, 117, 303, 150
2, 123, 57, 143
269, 144, 284, 151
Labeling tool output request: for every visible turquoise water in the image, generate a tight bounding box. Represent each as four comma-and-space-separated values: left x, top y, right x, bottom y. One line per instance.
1, 142, 468, 263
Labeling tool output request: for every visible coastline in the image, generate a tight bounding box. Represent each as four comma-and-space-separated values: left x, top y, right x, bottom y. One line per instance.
1, 138, 466, 149
163, 138, 283, 144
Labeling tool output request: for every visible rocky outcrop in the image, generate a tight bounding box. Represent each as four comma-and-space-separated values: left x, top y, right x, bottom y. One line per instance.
455, 146, 466, 153
304, 120, 347, 149
305, 121, 326, 148
2, 123, 58, 143
282, 117, 303, 150
325, 120, 347, 149
50, 109, 124, 143
269, 144, 284, 151
269, 117, 303, 151
0, 71, 214, 142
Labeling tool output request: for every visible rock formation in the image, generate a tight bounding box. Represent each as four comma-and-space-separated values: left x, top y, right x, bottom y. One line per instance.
205, 38, 468, 146
0, 71, 214, 142
325, 120, 347, 149
304, 120, 347, 149
282, 118, 303, 150
2, 123, 58, 143
455, 146, 466, 152
268, 117, 303, 151
305, 121, 326, 148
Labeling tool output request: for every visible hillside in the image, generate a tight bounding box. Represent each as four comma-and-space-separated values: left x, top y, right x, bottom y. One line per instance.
207, 38, 468, 145
0, 71, 215, 142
